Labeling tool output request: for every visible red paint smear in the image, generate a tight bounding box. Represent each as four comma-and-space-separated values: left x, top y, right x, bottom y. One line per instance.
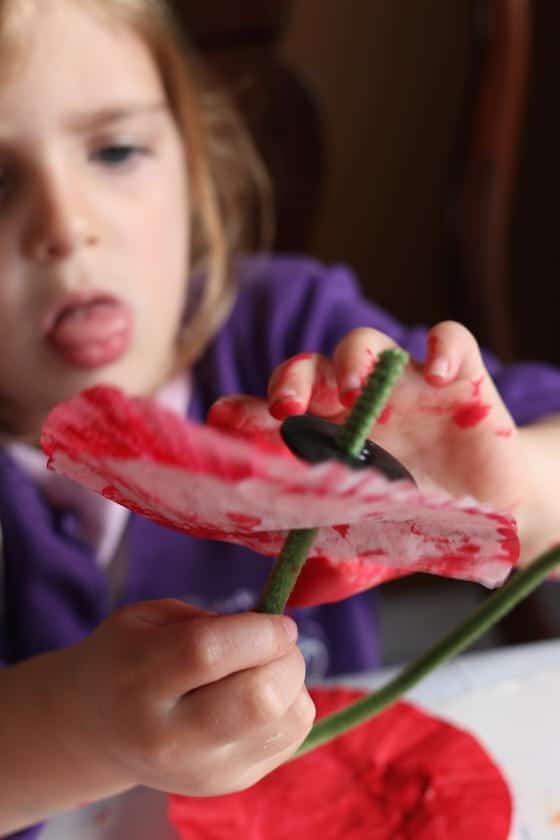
269, 396, 305, 420
168, 688, 512, 840
42, 386, 520, 609
377, 403, 394, 424
341, 350, 377, 406
424, 335, 447, 385
427, 334, 440, 357
358, 548, 389, 558
310, 372, 339, 408
333, 524, 350, 538
226, 512, 262, 529
269, 353, 315, 415
341, 387, 361, 407
207, 399, 294, 457
471, 376, 484, 399
365, 347, 377, 370
460, 542, 481, 554
452, 401, 491, 428
495, 427, 513, 438
207, 399, 251, 430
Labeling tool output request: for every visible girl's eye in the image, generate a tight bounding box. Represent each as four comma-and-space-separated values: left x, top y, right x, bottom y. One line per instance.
92, 144, 146, 166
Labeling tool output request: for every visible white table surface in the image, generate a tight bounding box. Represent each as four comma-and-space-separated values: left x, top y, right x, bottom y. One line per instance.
43, 639, 560, 840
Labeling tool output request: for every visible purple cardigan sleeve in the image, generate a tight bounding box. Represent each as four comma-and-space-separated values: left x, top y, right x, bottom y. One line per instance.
233, 256, 560, 427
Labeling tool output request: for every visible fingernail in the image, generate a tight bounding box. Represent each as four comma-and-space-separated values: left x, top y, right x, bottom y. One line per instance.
279, 616, 298, 642
428, 357, 449, 379
340, 373, 366, 406
342, 374, 363, 393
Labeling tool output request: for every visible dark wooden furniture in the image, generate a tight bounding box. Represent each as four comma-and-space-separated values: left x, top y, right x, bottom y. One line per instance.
446, 0, 531, 361
172, 1, 325, 253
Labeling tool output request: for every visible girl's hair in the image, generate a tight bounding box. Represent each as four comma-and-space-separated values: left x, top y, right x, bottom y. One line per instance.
0, 0, 272, 371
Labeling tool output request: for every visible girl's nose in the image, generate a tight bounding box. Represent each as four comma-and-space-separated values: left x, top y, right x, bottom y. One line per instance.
22, 169, 99, 263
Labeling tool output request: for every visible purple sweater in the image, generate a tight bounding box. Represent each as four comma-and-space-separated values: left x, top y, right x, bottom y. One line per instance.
2, 256, 560, 839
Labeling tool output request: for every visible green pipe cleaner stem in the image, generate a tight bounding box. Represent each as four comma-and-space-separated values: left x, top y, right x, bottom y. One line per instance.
296, 545, 560, 757
256, 529, 318, 614
257, 348, 409, 614
335, 348, 409, 458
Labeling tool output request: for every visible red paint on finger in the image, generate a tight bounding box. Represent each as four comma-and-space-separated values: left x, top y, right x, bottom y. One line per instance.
340, 387, 361, 407
471, 377, 484, 398
424, 335, 450, 384
495, 427, 513, 438
269, 397, 305, 420
341, 350, 377, 406
310, 377, 340, 413
208, 399, 292, 456
365, 347, 376, 365
421, 397, 491, 428
207, 399, 250, 430
425, 379, 487, 422
377, 403, 394, 424
427, 334, 440, 357
270, 353, 314, 396
452, 401, 491, 428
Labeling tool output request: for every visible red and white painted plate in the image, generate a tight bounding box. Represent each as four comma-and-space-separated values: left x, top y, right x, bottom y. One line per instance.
41, 386, 519, 607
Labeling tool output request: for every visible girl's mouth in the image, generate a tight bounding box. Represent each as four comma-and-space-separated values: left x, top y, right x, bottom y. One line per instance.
43, 293, 134, 369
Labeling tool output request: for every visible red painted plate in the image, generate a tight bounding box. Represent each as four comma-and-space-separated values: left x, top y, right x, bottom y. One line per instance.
41, 386, 519, 607
168, 687, 512, 839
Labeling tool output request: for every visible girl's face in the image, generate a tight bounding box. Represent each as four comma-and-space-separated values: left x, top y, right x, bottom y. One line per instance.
0, 0, 190, 439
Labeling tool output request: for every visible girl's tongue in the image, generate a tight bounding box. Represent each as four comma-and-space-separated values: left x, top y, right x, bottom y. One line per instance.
47, 299, 133, 369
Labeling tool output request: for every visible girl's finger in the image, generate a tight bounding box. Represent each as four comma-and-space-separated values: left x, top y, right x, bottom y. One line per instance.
207, 395, 278, 435
237, 688, 316, 769
145, 612, 299, 700
178, 646, 308, 742
268, 353, 341, 420
424, 321, 485, 386
207, 394, 291, 454
333, 327, 398, 407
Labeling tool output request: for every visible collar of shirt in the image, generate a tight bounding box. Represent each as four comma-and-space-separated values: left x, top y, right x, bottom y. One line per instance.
6, 375, 190, 567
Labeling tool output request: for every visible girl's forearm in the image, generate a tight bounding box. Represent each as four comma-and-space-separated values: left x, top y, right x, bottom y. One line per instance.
517, 413, 560, 563
0, 648, 131, 834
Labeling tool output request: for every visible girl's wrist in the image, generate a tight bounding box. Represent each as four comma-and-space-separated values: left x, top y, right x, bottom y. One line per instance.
33, 645, 135, 809
0, 648, 132, 833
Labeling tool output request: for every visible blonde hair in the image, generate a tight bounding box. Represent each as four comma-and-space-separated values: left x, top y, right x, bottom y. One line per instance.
0, 0, 272, 370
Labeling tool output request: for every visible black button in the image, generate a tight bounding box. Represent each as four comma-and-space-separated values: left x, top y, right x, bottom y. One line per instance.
281, 415, 415, 483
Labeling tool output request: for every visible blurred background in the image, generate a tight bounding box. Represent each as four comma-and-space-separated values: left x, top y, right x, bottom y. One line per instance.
172, 0, 559, 665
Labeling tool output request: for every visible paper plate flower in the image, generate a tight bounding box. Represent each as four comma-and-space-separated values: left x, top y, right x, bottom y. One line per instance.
168, 687, 513, 839
41, 385, 519, 607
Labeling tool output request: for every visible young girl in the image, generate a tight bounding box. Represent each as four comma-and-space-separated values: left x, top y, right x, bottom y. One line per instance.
0, 0, 559, 837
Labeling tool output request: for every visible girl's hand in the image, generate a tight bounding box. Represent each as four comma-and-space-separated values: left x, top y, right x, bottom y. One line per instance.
63, 600, 314, 797
211, 322, 530, 534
